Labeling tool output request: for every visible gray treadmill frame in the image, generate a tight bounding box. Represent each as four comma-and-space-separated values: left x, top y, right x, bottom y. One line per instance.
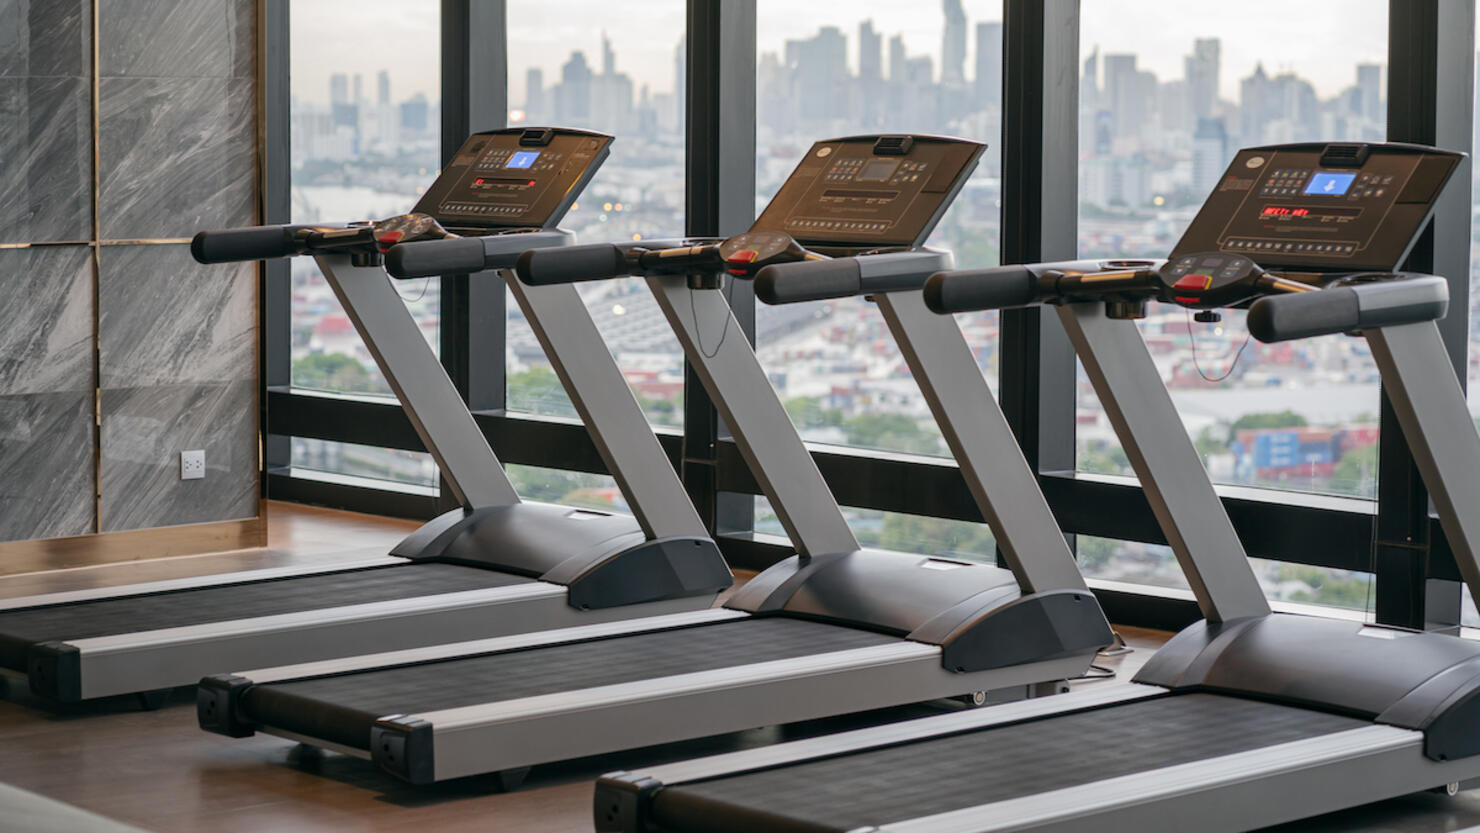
607, 306, 1480, 833
11, 234, 722, 700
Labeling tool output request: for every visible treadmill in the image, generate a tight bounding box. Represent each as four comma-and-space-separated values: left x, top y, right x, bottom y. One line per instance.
0, 127, 728, 707
195, 133, 1113, 787
593, 141, 1480, 833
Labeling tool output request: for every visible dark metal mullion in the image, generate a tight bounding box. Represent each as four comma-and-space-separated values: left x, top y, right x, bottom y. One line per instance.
1379, 0, 1473, 630
437, 0, 508, 512
999, 0, 1078, 570
683, 0, 756, 537
260, 0, 291, 487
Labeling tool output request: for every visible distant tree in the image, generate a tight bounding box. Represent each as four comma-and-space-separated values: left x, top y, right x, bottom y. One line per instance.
1077, 536, 1120, 571
508, 367, 575, 418
1330, 444, 1378, 497
293, 353, 375, 392
879, 513, 995, 561
1275, 564, 1372, 610
1077, 443, 1132, 477
1194, 426, 1229, 461
843, 412, 941, 455
1226, 410, 1307, 444
784, 396, 842, 429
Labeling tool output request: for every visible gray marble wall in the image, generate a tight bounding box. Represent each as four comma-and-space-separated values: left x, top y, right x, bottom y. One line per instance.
95, 0, 258, 533
0, 0, 259, 543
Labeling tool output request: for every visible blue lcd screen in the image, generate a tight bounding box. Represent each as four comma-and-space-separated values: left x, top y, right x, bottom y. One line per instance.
506, 150, 540, 169
1303, 171, 1356, 196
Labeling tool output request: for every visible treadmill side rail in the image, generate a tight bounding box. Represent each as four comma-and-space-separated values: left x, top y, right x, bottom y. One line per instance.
873, 727, 1464, 833
364, 646, 1092, 783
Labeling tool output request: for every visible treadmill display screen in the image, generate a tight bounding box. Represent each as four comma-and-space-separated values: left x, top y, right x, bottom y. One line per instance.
412, 129, 611, 230
750, 136, 985, 248
1302, 172, 1355, 196
506, 150, 540, 169
1170, 143, 1462, 272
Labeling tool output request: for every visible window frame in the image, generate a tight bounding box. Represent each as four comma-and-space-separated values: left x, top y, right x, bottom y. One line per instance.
262, 0, 1476, 632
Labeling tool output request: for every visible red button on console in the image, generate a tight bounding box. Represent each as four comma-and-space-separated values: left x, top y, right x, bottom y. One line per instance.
726, 249, 759, 264
1173, 273, 1213, 291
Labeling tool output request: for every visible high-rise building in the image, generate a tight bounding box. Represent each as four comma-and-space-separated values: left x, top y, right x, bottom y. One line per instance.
974, 22, 1002, 113
352, 73, 363, 105
888, 34, 907, 83
376, 70, 390, 107
858, 21, 883, 127
1192, 117, 1229, 195
1355, 63, 1381, 123
1184, 38, 1220, 123
1080, 47, 1100, 155
526, 68, 545, 121
941, 0, 966, 85
400, 93, 429, 133
329, 73, 348, 105
556, 50, 593, 125
792, 26, 848, 122
859, 20, 882, 81
1103, 53, 1147, 140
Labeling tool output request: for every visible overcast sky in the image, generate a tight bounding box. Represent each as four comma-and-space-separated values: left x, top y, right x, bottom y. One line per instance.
291, 1, 1390, 107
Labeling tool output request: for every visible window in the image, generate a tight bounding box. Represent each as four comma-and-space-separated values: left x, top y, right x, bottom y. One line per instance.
1076, 2, 1388, 499
754, 497, 996, 563
754, 2, 1003, 456
287, 0, 441, 400
505, 2, 687, 427
285, 1, 442, 487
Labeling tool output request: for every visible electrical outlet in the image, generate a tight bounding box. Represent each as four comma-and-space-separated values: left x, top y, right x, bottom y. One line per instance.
180, 449, 205, 481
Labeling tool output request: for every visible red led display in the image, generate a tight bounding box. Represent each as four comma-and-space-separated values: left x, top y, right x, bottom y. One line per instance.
1261, 206, 1310, 217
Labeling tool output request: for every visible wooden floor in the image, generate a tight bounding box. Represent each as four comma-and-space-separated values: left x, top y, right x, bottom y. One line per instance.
0, 501, 1477, 832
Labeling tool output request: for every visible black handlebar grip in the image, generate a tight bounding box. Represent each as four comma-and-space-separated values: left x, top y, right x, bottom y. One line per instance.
923, 266, 1039, 313
515, 244, 629, 286
191, 226, 301, 263
1247, 288, 1360, 343
385, 237, 488, 278
754, 259, 863, 305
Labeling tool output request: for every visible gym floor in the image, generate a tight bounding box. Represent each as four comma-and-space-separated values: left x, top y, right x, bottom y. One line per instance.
0, 502, 1476, 832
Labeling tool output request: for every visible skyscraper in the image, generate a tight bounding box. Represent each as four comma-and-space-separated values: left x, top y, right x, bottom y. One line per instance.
1103, 54, 1146, 140
526, 67, 545, 121
352, 73, 363, 105
1184, 38, 1220, 124
974, 22, 1002, 112
792, 26, 848, 122
329, 73, 348, 105
556, 51, 593, 125
889, 34, 907, 83
941, 0, 967, 85
1355, 63, 1381, 123
674, 36, 685, 131
1192, 117, 1229, 195
376, 70, 390, 107
859, 20, 882, 82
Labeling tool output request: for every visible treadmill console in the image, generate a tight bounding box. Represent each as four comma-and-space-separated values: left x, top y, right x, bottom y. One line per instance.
413, 127, 611, 231
752, 134, 985, 249
1172, 142, 1461, 273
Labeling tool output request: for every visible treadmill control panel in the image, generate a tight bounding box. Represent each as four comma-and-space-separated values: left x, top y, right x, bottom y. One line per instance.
1172, 142, 1462, 272
752, 135, 985, 249
413, 127, 611, 231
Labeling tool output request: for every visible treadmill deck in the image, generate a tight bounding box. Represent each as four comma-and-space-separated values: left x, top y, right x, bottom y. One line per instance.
241, 617, 898, 750
0, 564, 529, 670
647, 692, 1368, 833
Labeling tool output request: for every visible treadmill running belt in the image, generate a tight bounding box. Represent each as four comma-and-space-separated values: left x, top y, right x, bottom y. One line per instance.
648, 693, 1368, 833
0, 564, 529, 671
242, 617, 897, 750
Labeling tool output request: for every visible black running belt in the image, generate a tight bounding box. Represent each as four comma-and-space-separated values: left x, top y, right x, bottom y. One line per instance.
242, 617, 897, 750
0, 564, 530, 671
648, 693, 1369, 833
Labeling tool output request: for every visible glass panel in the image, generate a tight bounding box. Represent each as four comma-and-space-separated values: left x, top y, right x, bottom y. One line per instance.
1249, 557, 1374, 615
505, 2, 686, 426
291, 438, 438, 490
755, 2, 1003, 455
1075, 2, 1388, 498
506, 464, 624, 512
1075, 535, 1190, 591
754, 496, 996, 562
288, 1, 441, 397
